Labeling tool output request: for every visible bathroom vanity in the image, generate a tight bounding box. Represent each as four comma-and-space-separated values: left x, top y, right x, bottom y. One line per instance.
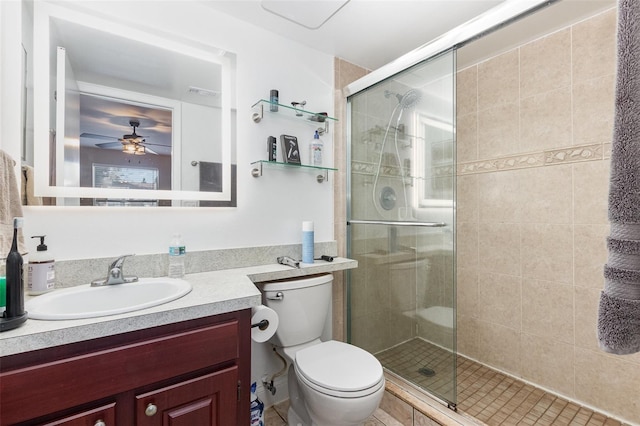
0, 258, 357, 425
1, 311, 249, 425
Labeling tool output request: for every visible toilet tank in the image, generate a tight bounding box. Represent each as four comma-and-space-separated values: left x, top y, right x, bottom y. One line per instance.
260, 273, 333, 347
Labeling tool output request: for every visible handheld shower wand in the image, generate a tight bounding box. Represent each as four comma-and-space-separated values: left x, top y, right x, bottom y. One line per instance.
372, 89, 422, 218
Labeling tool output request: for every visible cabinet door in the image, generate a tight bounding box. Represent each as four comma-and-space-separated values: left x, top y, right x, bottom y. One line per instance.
41, 403, 116, 426
136, 366, 238, 426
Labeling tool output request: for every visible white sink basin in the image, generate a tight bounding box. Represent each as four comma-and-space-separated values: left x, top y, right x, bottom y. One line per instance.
26, 278, 192, 320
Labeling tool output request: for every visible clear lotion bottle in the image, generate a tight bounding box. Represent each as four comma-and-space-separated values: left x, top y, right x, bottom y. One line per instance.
309, 130, 323, 166
168, 233, 186, 278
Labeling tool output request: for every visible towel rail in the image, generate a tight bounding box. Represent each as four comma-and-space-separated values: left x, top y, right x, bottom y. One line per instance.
347, 220, 446, 227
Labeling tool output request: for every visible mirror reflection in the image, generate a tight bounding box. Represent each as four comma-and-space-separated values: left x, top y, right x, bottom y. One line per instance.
27, 3, 236, 207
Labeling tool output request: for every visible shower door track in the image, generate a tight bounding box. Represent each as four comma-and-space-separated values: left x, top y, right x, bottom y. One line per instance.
347, 220, 446, 227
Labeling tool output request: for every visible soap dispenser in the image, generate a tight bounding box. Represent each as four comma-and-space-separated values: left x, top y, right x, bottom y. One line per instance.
1, 217, 28, 332
27, 235, 55, 295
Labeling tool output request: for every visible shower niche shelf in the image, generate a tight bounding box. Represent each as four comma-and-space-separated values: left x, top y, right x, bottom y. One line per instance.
251, 99, 337, 134
250, 160, 337, 183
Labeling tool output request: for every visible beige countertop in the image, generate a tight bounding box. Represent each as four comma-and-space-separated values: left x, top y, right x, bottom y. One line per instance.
0, 257, 357, 357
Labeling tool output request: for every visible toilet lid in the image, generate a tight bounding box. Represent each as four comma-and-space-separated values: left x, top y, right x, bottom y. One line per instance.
295, 340, 383, 393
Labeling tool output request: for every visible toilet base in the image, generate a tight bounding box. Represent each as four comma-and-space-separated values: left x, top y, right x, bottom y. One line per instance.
286, 363, 385, 426
287, 364, 312, 425
287, 405, 306, 426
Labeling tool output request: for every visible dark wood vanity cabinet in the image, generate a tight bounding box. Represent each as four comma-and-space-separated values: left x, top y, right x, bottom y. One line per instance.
0, 310, 251, 426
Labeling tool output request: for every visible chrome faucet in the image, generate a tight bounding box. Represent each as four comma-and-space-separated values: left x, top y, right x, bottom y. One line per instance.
91, 254, 139, 287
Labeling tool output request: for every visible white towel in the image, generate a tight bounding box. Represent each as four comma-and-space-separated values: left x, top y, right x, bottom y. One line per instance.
0, 150, 26, 258
21, 165, 42, 206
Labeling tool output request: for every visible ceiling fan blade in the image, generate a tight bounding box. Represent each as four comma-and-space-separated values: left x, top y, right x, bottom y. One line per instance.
145, 147, 160, 155
81, 132, 117, 141
95, 141, 122, 149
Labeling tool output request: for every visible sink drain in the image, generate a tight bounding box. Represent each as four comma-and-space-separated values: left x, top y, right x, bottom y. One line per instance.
418, 367, 436, 377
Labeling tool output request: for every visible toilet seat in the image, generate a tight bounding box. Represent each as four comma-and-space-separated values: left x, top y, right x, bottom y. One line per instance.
294, 340, 384, 398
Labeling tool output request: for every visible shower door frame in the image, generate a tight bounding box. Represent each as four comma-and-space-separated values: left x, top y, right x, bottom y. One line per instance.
343, 0, 556, 99
346, 46, 458, 407
343, 0, 560, 410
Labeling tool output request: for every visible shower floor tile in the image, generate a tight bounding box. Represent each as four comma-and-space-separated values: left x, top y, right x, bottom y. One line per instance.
375, 338, 626, 426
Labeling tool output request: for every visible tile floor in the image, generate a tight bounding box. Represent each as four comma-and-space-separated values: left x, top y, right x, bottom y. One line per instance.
265, 399, 397, 426
376, 338, 627, 426
264, 338, 628, 425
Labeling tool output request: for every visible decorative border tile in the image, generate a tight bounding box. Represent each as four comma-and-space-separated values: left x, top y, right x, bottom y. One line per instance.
355, 143, 607, 178
544, 143, 603, 164
458, 143, 606, 175
458, 152, 544, 175
351, 161, 454, 180
351, 161, 407, 178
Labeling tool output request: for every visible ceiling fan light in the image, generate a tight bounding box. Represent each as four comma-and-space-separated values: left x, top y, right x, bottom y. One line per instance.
134, 145, 146, 155
122, 142, 137, 154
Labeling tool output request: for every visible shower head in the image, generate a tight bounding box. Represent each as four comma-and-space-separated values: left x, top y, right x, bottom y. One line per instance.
384, 89, 422, 109
398, 89, 422, 109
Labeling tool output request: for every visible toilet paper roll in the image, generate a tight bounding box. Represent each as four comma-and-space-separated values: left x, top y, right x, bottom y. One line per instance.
251, 305, 279, 343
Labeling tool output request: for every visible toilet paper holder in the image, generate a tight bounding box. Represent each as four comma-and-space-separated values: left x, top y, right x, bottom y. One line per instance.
251, 319, 270, 331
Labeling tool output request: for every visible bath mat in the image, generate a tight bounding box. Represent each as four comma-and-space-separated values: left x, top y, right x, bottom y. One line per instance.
598, 0, 640, 355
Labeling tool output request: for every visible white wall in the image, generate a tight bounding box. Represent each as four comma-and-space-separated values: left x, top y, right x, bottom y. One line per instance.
1, 1, 23, 184
1, 0, 336, 403
2, 1, 335, 260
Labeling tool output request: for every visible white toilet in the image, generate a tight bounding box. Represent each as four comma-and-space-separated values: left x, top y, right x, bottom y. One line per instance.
261, 273, 385, 426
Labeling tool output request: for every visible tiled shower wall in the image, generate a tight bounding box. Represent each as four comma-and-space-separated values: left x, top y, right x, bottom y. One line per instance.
456, 7, 640, 424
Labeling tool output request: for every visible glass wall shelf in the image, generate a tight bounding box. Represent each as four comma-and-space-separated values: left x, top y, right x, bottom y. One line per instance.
250, 160, 337, 183
251, 100, 337, 135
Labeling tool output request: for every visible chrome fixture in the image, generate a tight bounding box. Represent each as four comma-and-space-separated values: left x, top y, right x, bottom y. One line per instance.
291, 100, 307, 116
91, 254, 139, 286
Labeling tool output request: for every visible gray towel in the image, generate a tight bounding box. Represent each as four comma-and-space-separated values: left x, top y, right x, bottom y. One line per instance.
598, 0, 640, 354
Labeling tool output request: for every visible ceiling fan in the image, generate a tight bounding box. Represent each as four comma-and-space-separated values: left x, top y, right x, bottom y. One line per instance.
118, 119, 154, 155
82, 119, 166, 155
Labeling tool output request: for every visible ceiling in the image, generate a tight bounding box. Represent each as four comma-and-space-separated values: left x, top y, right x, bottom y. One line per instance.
204, 0, 506, 70
205, 0, 617, 73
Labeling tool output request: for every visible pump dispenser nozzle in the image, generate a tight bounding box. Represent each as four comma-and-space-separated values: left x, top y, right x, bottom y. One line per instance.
32, 235, 47, 251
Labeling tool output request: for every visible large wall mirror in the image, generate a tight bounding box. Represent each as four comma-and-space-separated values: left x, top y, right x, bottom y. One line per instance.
28, 2, 237, 207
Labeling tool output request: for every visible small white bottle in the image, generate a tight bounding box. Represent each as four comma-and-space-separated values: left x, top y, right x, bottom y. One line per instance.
168, 233, 186, 279
27, 235, 55, 295
309, 130, 323, 166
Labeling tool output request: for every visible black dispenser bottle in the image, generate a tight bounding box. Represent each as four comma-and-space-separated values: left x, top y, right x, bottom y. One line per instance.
1, 217, 28, 331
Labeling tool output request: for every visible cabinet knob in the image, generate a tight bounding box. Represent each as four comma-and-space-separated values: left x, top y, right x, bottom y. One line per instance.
94, 420, 106, 426
145, 403, 158, 417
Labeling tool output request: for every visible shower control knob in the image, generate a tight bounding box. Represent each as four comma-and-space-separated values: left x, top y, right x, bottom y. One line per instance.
380, 186, 397, 210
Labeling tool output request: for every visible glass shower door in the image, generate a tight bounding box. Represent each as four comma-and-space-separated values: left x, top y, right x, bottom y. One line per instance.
347, 49, 456, 406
